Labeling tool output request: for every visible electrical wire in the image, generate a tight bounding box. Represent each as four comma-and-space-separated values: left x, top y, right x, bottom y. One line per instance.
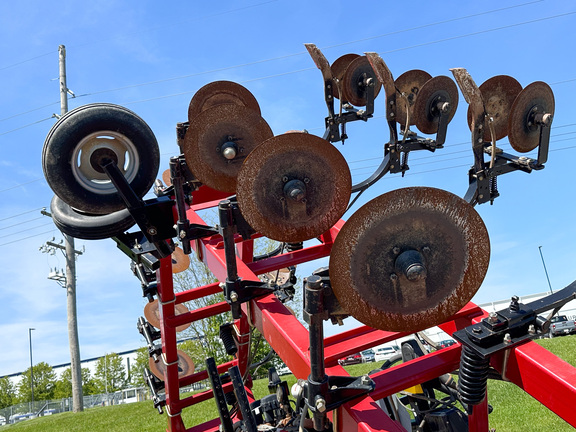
0, 229, 55, 247
67, 1, 544, 99
0, 117, 53, 137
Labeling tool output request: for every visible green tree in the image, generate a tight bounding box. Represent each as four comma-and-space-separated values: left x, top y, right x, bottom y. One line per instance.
130, 347, 150, 388
172, 236, 298, 377
94, 353, 126, 393
53, 367, 97, 398
0, 377, 14, 409
0, 376, 15, 422
17, 362, 57, 402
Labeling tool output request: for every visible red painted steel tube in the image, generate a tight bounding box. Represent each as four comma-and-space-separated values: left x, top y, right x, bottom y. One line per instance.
492, 340, 576, 427
157, 256, 186, 432
166, 301, 229, 328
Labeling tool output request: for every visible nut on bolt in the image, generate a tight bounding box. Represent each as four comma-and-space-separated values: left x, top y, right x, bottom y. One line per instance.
229, 291, 239, 302
361, 375, 371, 385
315, 397, 326, 413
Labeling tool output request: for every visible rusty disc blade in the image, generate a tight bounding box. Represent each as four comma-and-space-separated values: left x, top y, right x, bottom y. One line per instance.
171, 246, 190, 273
161, 169, 172, 187
413, 76, 459, 134
508, 81, 555, 153
466, 75, 522, 142
148, 349, 195, 381
330, 53, 360, 99
329, 187, 490, 333
188, 80, 261, 121
237, 132, 351, 242
144, 299, 191, 333
394, 69, 433, 127
341, 56, 382, 106
183, 104, 273, 193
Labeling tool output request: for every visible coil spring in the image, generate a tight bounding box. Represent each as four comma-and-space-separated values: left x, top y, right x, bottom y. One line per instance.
489, 176, 498, 202
286, 242, 303, 252
458, 346, 490, 409
219, 323, 238, 356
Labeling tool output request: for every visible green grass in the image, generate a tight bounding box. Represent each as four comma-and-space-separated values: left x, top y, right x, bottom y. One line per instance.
7, 336, 576, 431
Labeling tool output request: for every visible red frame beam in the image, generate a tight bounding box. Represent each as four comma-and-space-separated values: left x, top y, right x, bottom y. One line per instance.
150, 197, 576, 432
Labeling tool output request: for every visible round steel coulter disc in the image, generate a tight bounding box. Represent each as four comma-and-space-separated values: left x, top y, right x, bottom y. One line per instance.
236, 132, 352, 242
188, 80, 261, 121
148, 349, 195, 381
341, 56, 382, 106
330, 53, 360, 99
144, 299, 191, 333
394, 69, 432, 127
329, 187, 490, 332
413, 76, 459, 134
466, 75, 522, 142
183, 104, 273, 193
171, 246, 190, 273
508, 81, 555, 153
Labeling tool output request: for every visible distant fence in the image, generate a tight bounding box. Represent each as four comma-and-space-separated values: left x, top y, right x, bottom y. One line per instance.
0, 380, 208, 426
0, 388, 149, 426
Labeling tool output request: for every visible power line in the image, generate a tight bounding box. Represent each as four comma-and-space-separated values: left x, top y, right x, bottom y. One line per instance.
0, 117, 53, 137
0, 216, 44, 231
0, 178, 44, 193
0, 207, 44, 222
0, 222, 54, 241
1, 3, 572, 128
0, 101, 59, 124
68, 1, 553, 101
0, 51, 55, 72
0, 229, 55, 248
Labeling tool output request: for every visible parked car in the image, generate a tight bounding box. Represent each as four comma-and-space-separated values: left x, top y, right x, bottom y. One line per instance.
437, 339, 457, 349
361, 349, 375, 363
549, 315, 576, 337
338, 353, 362, 366
276, 365, 291, 376
374, 346, 397, 362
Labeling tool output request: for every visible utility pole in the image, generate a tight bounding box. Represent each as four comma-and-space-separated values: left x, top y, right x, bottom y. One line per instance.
538, 245, 554, 294
40, 45, 85, 413
29, 328, 35, 409
59, 44, 83, 412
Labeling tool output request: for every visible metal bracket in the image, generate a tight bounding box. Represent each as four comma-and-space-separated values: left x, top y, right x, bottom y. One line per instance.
453, 280, 576, 357
143, 367, 166, 414
137, 316, 162, 362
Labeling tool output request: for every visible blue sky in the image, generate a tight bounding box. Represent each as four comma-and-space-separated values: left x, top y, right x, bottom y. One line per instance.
1, 0, 575, 377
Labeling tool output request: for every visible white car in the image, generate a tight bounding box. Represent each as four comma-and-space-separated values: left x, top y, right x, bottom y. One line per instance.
374, 346, 397, 362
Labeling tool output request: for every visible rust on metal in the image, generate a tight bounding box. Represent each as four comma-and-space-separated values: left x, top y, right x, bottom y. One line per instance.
171, 246, 191, 273
412, 75, 459, 134
236, 132, 351, 242
341, 55, 382, 106
330, 53, 360, 99
144, 299, 191, 333
466, 75, 522, 142
162, 168, 172, 187
148, 349, 195, 381
365, 52, 397, 122
508, 81, 555, 153
394, 69, 432, 127
413, 75, 458, 134
188, 80, 261, 122
183, 104, 273, 193
305, 43, 333, 82
329, 187, 490, 333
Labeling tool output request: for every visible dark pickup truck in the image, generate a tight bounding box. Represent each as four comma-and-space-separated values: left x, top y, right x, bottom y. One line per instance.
549, 315, 576, 337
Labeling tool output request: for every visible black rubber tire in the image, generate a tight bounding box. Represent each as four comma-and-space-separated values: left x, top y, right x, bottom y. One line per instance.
50, 195, 136, 240
42, 103, 160, 215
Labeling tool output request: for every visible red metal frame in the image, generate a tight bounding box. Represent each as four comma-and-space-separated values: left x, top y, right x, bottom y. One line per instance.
152, 188, 576, 432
